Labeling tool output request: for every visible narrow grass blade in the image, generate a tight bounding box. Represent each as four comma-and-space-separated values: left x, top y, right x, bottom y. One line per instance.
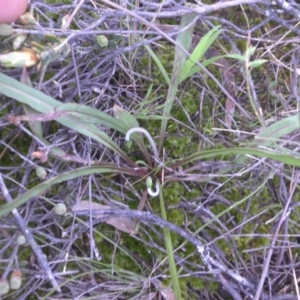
158, 12, 197, 153
144, 45, 170, 84
55, 103, 131, 134
171, 115, 300, 175
0, 72, 59, 111
254, 114, 300, 143
182, 53, 266, 83
0, 73, 132, 135
20, 69, 43, 137
0, 73, 135, 164
170, 147, 300, 170
182, 54, 224, 81
248, 59, 267, 68
181, 53, 244, 81
145, 83, 153, 99
19, 70, 83, 163
180, 25, 221, 82
0, 165, 138, 218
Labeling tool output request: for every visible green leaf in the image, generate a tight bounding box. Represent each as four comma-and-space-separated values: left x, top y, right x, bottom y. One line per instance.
144, 45, 170, 84
180, 53, 246, 82
248, 59, 267, 68
55, 103, 128, 134
181, 54, 225, 81
20, 68, 43, 137
19, 70, 83, 163
170, 147, 300, 170
180, 25, 222, 82
113, 104, 139, 130
0, 165, 138, 218
0, 72, 61, 111
0, 73, 135, 165
145, 83, 153, 100
113, 104, 143, 146
254, 114, 300, 145
244, 45, 256, 59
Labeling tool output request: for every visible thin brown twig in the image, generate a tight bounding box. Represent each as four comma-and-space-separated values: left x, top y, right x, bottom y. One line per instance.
0, 175, 61, 292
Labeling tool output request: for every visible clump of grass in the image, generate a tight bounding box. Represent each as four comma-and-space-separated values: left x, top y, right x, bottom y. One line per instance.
1, 1, 300, 299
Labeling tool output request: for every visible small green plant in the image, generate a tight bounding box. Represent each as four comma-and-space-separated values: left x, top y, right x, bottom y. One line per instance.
1, 11, 300, 299
1, 61, 300, 298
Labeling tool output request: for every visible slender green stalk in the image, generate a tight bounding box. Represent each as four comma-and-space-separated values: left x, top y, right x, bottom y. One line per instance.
158, 13, 197, 154
244, 47, 266, 129
159, 186, 181, 299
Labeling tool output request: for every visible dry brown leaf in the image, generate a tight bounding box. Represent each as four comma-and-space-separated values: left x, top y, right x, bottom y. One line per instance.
160, 288, 176, 300
152, 279, 176, 300
72, 201, 137, 234
105, 216, 137, 234
225, 95, 235, 128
